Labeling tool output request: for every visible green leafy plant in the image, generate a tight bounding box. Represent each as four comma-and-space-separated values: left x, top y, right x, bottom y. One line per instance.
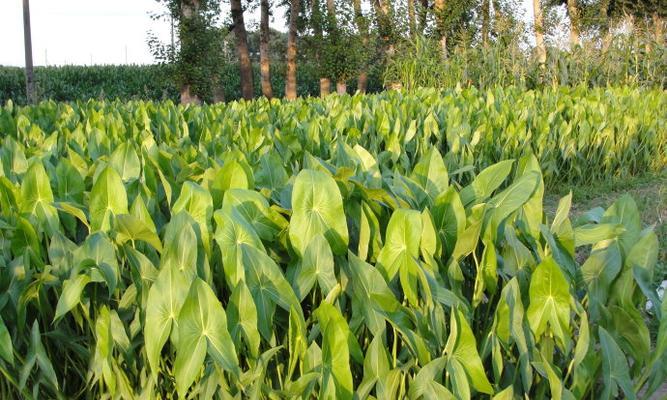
0, 89, 664, 398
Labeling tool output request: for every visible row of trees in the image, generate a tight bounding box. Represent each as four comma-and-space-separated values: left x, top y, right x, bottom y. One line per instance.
152, 0, 666, 103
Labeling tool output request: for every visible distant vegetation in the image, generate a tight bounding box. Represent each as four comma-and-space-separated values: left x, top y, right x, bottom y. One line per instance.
0, 63, 384, 105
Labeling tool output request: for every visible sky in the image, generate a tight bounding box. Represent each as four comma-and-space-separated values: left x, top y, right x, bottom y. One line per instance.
0, 0, 288, 66
0, 0, 531, 67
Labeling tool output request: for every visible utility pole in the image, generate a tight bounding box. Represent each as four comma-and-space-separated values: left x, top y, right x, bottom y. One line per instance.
22, 0, 36, 103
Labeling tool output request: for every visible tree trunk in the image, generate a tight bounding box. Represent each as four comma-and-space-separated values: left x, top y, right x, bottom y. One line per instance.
481, 0, 490, 47
655, 13, 664, 46
320, 78, 331, 96
408, 0, 416, 38
492, 0, 504, 39
319, 0, 337, 96
353, 0, 368, 93
599, 0, 612, 51
22, 0, 36, 104
310, 0, 328, 96
180, 84, 200, 104
418, 0, 429, 33
567, 0, 581, 48
357, 72, 368, 93
212, 80, 225, 103
180, 0, 201, 104
259, 0, 273, 98
372, 0, 394, 56
285, 0, 300, 100
434, 0, 447, 58
231, 0, 254, 100
336, 81, 346, 94
532, 0, 546, 66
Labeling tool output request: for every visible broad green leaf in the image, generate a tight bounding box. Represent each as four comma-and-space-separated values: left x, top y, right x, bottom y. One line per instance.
358, 333, 390, 395
289, 169, 349, 256
494, 278, 528, 353
221, 188, 281, 241
452, 204, 486, 260
144, 262, 190, 378
599, 327, 637, 400
115, 214, 163, 252
20, 321, 59, 390
485, 171, 540, 239
227, 281, 261, 359
242, 246, 304, 340
551, 192, 572, 233
160, 213, 198, 280
573, 223, 624, 247
517, 153, 544, 237
407, 357, 455, 399
432, 187, 465, 258
610, 304, 650, 362
54, 274, 91, 322
628, 230, 660, 319
211, 158, 255, 206
0, 315, 13, 365
175, 279, 239, 397
527, 258, 571, 346
109, 142, 141, 182
293, 234, 337, 300
256, 152, 288, 192
445, 308, 494, 394
89, 166, 128, 232
602, 194, 641, 255
460, 160, 514, 207
20, 161, 59, 235
581, 243, 622, 320
55, 158, 85, 203
316, 303, 354, 400
54, 201, 90, 231
377, 209, 422, 305
214, 208, 265, 287
172, 181, 213, 255
411, 147, 448, 200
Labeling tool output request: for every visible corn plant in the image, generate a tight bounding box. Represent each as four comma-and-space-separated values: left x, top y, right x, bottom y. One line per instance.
0, 91, 664, 399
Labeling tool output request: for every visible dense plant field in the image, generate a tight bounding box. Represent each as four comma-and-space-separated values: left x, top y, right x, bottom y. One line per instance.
0, 63, 385, 105
0, 88, 665, 398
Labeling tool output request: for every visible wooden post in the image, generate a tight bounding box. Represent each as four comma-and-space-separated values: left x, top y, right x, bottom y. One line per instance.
22, 0, 36, 104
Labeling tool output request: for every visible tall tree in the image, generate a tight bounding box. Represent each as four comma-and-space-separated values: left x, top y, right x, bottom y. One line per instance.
150, 0, 225, 103
481, 0, 490, 47
325, 0, 347, 94
312, 0, 331, 96
434, 0, 447, 57
259, 0, 273, 98
285, 0, 301, 100
231, 0, 254, 100
566, 0, 581, 47
408, 0, 417, 38
372, 0, 394, 56
22, 0, 36, 104
418, 0, 429, 33
179, 0, 201, 104
353, 0, 369, 92
532, 0, 547, 66
654, 9, 664, 46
